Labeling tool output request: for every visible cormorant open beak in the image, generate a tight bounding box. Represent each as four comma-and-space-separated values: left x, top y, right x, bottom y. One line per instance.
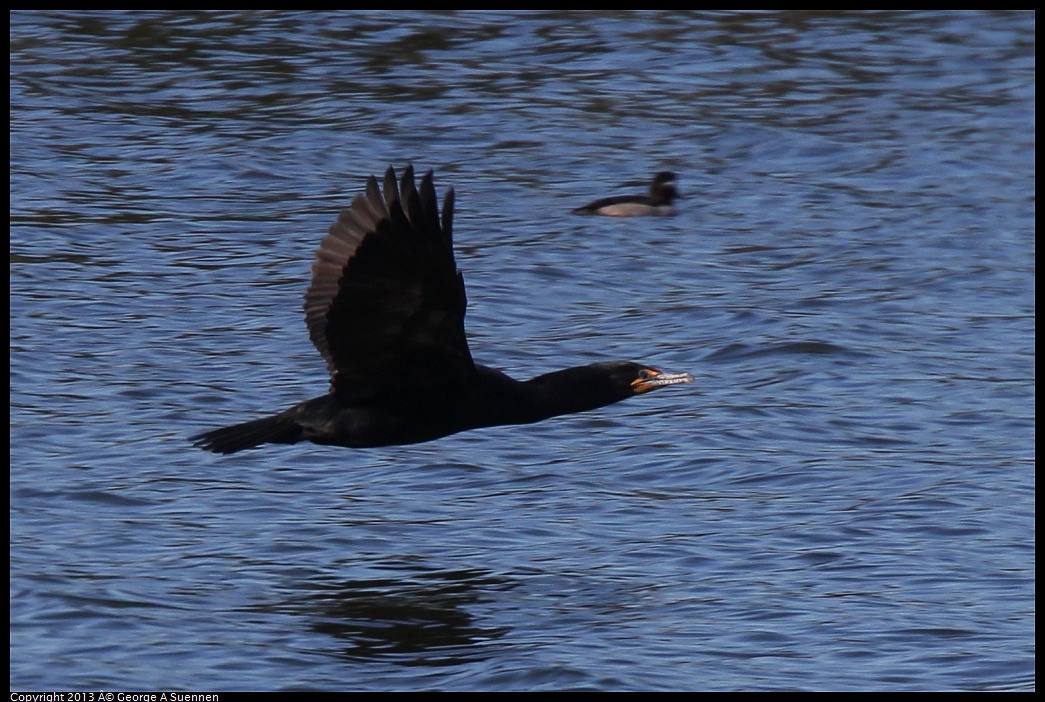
631, 368, 695, 394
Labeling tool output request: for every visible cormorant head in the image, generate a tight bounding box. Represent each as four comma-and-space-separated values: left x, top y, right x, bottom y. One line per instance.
628, 364, 694, 394
588, 361, 694, 396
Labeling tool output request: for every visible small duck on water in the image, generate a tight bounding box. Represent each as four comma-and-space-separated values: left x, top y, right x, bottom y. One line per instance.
572, 171, 679, 217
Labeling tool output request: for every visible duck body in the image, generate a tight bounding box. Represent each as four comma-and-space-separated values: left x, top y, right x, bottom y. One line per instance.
572, 171, 679, 217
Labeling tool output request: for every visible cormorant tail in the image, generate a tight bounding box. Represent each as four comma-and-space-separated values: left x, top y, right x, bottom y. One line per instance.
191, 413, 302, 454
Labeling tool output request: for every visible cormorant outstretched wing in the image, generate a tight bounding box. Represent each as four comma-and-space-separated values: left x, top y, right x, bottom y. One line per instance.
304, 165, 474, 400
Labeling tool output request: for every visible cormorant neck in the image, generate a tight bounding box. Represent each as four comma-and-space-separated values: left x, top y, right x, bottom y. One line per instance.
464, 363, 638, 430
521, 364, 631, 422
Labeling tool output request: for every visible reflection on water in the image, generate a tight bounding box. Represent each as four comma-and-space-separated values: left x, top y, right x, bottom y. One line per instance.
293, 569, 512, 666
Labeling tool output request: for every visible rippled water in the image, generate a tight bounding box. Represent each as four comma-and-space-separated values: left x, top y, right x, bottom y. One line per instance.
10, 10, 1034, 691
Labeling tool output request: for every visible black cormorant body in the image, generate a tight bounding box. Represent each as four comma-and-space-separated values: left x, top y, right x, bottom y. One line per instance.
193, 166, 692, 454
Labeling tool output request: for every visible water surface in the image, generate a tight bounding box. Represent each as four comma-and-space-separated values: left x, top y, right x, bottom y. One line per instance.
10, 10, 1035, 691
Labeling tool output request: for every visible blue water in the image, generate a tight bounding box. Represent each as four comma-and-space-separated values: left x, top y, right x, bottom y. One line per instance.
10, 10, 1034, 691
